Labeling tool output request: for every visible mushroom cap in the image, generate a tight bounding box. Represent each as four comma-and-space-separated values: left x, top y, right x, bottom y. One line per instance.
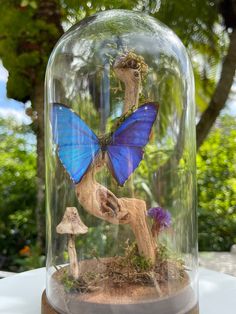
56, 207, 88, 235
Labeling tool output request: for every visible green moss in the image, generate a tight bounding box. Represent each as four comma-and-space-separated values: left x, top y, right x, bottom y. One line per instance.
60, 268, 91, 293
123, 242, 152, 272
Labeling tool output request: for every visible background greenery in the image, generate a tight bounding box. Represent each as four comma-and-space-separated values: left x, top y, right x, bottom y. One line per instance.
0, 0, 236, 271
198, 115, 236, 251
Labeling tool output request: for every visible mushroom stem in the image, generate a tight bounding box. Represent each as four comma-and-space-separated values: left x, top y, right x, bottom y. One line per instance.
68, 234, 79, 279
56, 207, 88, 279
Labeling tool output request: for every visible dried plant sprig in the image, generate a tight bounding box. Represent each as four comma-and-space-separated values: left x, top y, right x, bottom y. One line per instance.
148, 207, 171, 237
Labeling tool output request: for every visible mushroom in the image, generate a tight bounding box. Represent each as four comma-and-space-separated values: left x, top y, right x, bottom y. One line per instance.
56, 207, 88, 279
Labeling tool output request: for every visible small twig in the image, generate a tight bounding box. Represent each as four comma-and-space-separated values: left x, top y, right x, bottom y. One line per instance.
53, 264, 59, 272
149, 271, 163, 297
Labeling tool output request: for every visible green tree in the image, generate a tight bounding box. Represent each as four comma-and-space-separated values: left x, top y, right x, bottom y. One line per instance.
0, 0, 235, 249
197, 115, 236, 251
0, 0, 64, 248
0, 117, 38, 270
156, 0, 236, 148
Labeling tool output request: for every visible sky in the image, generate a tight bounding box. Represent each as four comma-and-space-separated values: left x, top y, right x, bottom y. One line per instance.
223, 84, 236, 116
0, 61, 235, 126
0, 61, 31, 124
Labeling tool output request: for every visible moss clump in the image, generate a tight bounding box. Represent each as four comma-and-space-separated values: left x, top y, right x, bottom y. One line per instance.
105, 242, 186, 287
123, 242, 152, 272
57, 242, 186, 293
60, 268, 96, 294
115, 51, 148, 78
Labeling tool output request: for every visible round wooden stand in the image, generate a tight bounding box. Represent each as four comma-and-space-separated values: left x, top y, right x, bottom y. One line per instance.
42, 290, 58, 314
41, 290, 199, 314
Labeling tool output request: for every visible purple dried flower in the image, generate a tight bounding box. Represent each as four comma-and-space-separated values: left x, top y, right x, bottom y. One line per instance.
147, 207, 171, 236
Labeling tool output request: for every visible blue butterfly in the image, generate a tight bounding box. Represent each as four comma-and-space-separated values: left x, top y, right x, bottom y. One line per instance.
51, 102, 158, 186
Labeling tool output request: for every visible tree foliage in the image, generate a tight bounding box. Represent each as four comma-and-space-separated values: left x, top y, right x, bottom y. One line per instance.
0, 118, 43, 271
0, 0, 229, 105
197, 115, 236, 251
0, 0, 62, 102
158, 0, 227, 113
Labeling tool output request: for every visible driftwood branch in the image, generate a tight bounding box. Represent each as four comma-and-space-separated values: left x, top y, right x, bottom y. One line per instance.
75, 52, 156, 264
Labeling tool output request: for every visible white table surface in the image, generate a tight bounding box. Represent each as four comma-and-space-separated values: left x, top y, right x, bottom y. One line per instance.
0, 267, 236, 314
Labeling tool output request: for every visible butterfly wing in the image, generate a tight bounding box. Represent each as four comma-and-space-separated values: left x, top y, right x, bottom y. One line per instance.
107, 102, 158, 185
51, 103, 100, 184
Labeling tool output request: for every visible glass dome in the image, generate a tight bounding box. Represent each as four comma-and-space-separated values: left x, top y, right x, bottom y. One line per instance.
44, 9, 198, 314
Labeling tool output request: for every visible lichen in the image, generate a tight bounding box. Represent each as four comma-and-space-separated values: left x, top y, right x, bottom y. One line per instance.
114, 50, 148, 78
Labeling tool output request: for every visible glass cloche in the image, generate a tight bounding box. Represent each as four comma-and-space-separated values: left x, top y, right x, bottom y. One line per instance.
43, 9, 198, 314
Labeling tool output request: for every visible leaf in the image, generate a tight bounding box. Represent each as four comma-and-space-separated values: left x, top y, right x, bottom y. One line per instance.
21, 0, 29, 7
30, 1, 37, 9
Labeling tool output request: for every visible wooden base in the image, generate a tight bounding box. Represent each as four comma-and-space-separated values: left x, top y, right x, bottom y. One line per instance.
42, 291, 58, 314
41, 290, 199, 314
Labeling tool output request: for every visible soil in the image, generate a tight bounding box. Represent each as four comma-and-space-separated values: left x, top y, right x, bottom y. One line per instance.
52, 257, 188, 304
46, 246, 197, 313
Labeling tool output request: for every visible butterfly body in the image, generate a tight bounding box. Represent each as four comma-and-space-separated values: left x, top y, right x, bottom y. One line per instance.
98, 134, 112, 150
52, 102, 158, 186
